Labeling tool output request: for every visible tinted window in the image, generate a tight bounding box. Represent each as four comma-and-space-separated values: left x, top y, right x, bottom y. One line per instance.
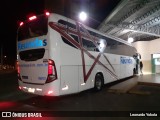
19, 48, 45, 61
18, 15, 48, 41
61, 34, 79, 49
82, 38, 98, 52
70, 35, 79, 43
58, 20, 76, 29
87, 31, 136, 56
59, 20, 136, 56
80, 27, 85, 33
88, 30, 97, 37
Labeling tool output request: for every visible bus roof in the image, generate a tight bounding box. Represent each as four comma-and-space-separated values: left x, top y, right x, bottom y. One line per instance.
51, 13, 133, 47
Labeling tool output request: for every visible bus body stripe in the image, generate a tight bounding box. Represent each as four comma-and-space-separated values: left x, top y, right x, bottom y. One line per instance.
103, 54, 115, 72
49, 22, 81, 48
85, 53, 101, 82
76, 23, 86, 81
49, 22, 118, 82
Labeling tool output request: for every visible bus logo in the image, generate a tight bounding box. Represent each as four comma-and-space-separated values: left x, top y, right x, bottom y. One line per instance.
121, 57, 132, 64
18, 38, 47, 50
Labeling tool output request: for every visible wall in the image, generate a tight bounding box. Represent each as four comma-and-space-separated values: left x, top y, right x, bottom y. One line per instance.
150, 39, 160, 53
132, 38, 160, 74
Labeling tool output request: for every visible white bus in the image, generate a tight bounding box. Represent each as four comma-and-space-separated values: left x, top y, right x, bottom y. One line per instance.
17, 12, 137, 96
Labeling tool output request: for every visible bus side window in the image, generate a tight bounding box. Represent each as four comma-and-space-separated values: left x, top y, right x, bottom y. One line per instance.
61, 34, 79, 49
58, 20, 76, 30
82, 38, 99, 52
70, 34, 79, 43
80, 27, 85, 33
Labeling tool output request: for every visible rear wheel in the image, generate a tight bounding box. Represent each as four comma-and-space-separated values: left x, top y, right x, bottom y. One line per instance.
94, 74, 103, 91
133, 68, 136, 76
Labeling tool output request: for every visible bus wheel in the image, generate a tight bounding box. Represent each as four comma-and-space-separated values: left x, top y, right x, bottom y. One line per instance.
94, 74, 103, 91
133, 68, 136, 76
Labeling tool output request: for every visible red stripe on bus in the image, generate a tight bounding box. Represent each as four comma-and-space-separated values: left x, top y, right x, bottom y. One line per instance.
85, 53, 101, 82
103, 54, 115, 72
76, 23, 86, 80
49, 21, 118, 82
49, 22, 81, 48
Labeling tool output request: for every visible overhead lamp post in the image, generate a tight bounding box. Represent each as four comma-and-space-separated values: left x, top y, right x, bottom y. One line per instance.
79, 11, 88, 21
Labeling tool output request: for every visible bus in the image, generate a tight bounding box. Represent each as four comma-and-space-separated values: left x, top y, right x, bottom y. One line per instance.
17, 12, 137, 96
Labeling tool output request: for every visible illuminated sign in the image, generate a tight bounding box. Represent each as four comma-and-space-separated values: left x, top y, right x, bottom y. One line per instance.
18, 38, 47, 50
121, 57, 132, 64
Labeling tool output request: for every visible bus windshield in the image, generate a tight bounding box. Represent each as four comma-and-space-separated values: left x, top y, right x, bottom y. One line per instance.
18, 15, 48, 41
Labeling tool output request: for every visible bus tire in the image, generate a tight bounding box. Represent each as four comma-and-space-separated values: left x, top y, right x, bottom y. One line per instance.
94, 74, 103, 91
133, 68, 136, 76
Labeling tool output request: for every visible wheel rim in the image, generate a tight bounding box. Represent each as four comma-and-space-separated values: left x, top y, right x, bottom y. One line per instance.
95, 78, 102, 90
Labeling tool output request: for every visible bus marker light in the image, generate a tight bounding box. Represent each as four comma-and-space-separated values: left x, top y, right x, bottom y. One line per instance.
16, 61, 20, 74
62, 85, 68, 90
48, 64, 53, 74
28, 88, 35, 93
48, 90, 53, 95
29, 16, 37, 21
36, 88, 42, 91
46, 59, 57, 83
45, 12, 50, 16
20, 22, 24, 26
23, 87, 27, 89
19, 86, 22, 90
17, 61, 22, 81
81, 83, 85, 86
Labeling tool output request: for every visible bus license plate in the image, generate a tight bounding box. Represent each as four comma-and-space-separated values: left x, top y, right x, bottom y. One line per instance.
28, 88, 35, 93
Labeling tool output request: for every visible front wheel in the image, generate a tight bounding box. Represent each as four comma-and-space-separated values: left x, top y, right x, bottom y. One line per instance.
94, 74, 103, 91
133, 68, 136, 76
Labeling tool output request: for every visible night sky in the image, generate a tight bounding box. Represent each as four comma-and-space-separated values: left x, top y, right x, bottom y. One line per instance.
1, 0, 121, 65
